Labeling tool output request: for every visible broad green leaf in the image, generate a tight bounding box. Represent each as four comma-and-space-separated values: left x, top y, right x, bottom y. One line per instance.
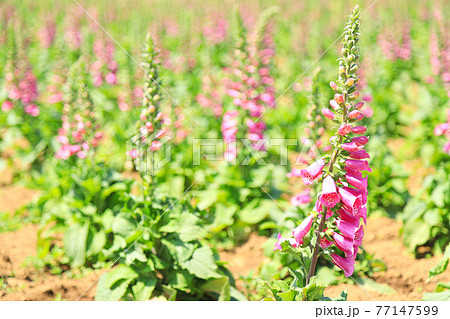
64, 222, 89, 268
160, 213, 207, 242
437, 282, 450, 292
196, 189, 219, 210
131, 277, 157, 301
210, 204, 236, 232
95, 265, 138, 301
316, 267, 338, 285
278, 289, 297, 301
403, 220, 431, 251
101, 183, 128, 199
182, 246, 221, 279
429, 245, 450, 278
355, 278, 396, 295
423, 290, 450, 301
87, 230, 106, 256
161, 237, 196, 264
167, 269, 193, 291
430, 184, 446, 207
125, 244, 148, 264
112, 215, 137, 238
239, 199, 273, 224
201, 277, 230, 300
301, 282, 327, 301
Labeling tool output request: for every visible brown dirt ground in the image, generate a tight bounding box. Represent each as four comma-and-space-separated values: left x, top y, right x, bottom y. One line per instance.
0, 167, 98, 301
219, 233, 270, 290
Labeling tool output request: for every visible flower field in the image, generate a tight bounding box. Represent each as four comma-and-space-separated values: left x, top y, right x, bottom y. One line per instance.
0, 0, 449, 302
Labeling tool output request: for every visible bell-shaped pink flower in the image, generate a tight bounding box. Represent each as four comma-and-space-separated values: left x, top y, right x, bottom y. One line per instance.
352, 136, 369, 146
341, 142, 360, 152
293, 215, 315, 245
343, 186, 367, 206
319, 175, 341, 208
330, 253, 355, 277
345, 173, 368, 191
356, 205, 367, 225
345, 167, 362, 178
349, 149, 370, 159
320, 237, 333, 249
352, 126, 367, 134
332, 232, 354, 256
345, 159, 372, 172
336, 220, 359, 241
337, 209, 361, 227
290, 192, 312, 206
354, 225, 364, 247
299, 158, 326, 186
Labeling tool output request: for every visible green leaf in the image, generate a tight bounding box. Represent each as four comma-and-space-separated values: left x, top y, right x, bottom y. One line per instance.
112, 215, 137, 238
429, 245, 450, 278
239, 199, 274, 224
125, 244, 148, 264
423, 290, 450, 301
316, 267, 338, 285
101, 183, 128, 199
196, 189, 219, 210
210, 204, 236, 232
431, 184, 446, 207
355, 278, 396, 295
403, 220, 431, 251
201, 277, 230, 301
182, 246, 221, 279
131, 277, 157, 301
87, 230, 106, 256
64, 222, 89, 268
167, 269, 194, 291
436, 282, 450, 292
95, 265, 138, 301
328, 289, 348, 301
161, 237, 196, 264
160, 213, 207, 242
301, 281, 327, 301
278, 289, 297, 301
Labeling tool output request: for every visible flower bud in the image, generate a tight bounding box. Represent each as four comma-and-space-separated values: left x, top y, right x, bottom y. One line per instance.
322, 107, 335, 120
334, 94, 344, 105
348, 110, 362, 119
355, 101, 364, 109
338, 124, 352, 136
330, 81, 338, 91
330, 99, 340, 110
345, 78, 355, 87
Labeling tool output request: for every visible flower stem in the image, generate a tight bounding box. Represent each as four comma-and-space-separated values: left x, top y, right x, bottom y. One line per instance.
306, 205, 327, 284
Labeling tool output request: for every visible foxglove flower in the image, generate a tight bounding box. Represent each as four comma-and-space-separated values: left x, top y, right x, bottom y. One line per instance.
293, 215, 315, 245
299, 158, 326, 185
319, 175, 340, 208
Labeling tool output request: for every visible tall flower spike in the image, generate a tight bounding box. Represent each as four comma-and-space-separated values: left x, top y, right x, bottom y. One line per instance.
129, 33, 168, 171
56, 58, 101, 160
308, 5, 366, 280
272, 6, 368, 283
222, 8, 277, 162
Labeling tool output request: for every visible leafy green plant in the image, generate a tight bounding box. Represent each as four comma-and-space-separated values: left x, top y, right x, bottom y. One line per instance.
401, 161, 450, 255
423, 245, 450, 301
